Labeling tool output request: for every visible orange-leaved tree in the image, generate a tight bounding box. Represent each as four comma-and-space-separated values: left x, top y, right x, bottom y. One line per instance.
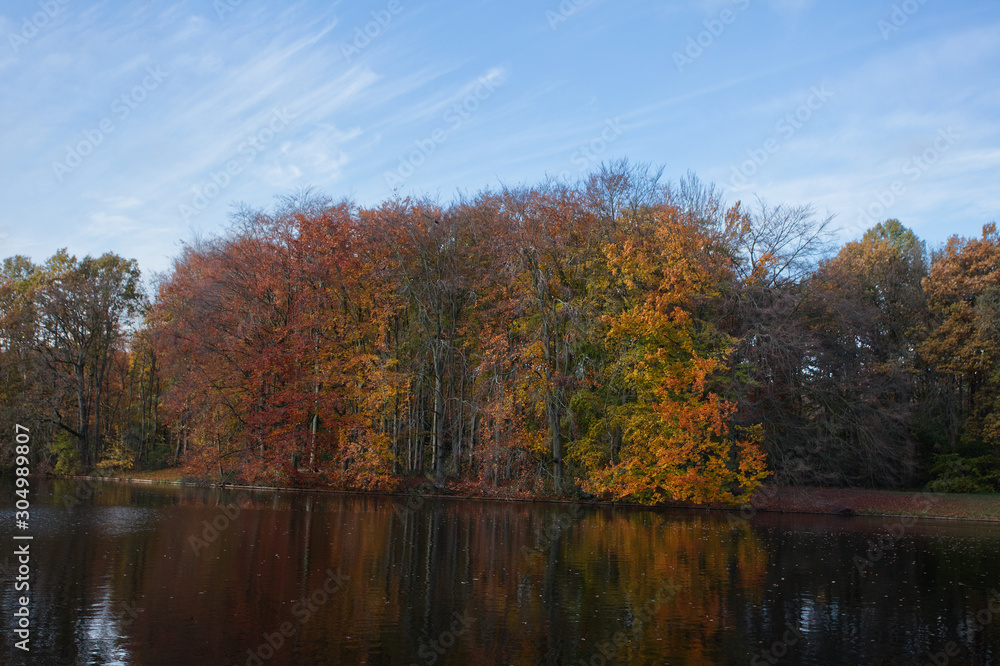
582, 204, 768, 504
921, 223, 1000, 453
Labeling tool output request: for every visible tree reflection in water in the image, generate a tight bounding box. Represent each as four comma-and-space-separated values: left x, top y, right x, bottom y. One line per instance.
3, 479, 1000, 665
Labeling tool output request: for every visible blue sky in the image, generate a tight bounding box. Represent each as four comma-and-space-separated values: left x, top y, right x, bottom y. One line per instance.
1, 0, 998, 276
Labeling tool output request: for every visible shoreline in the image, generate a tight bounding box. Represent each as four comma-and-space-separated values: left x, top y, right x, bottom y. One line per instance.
40, 472, 1000, 523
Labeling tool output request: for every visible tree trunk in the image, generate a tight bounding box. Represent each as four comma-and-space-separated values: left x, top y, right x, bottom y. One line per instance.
433, 358, 445, 485
546, 391, 563, 492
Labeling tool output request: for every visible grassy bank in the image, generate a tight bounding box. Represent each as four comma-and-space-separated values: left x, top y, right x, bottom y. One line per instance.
747, 486, 1000, 521
71, 470, 1000, 522
122, 468, 186, 483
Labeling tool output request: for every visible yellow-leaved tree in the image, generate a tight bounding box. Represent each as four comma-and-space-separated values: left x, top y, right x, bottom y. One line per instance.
581, 204, 768, 504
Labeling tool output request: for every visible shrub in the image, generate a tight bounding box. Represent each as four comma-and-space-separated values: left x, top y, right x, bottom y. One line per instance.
926, 454, 1000, 494
50, 432, 82, 475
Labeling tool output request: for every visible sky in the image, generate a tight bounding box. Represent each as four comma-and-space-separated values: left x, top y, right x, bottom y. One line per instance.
1, 0, 998, 277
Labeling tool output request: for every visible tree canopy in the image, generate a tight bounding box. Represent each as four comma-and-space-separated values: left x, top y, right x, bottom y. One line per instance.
3, 165, 998, 499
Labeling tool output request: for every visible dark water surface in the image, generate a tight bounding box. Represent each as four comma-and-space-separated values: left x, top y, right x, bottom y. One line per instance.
2, 479, 1000, 665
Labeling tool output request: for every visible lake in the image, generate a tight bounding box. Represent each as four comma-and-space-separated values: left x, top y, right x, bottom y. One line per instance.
2, 478, 1000, 664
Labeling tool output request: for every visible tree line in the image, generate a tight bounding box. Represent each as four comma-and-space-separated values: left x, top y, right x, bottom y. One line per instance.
2, 161, 998, 501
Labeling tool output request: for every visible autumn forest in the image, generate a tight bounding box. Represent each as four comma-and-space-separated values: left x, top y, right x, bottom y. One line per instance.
3, 162, 999, 503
